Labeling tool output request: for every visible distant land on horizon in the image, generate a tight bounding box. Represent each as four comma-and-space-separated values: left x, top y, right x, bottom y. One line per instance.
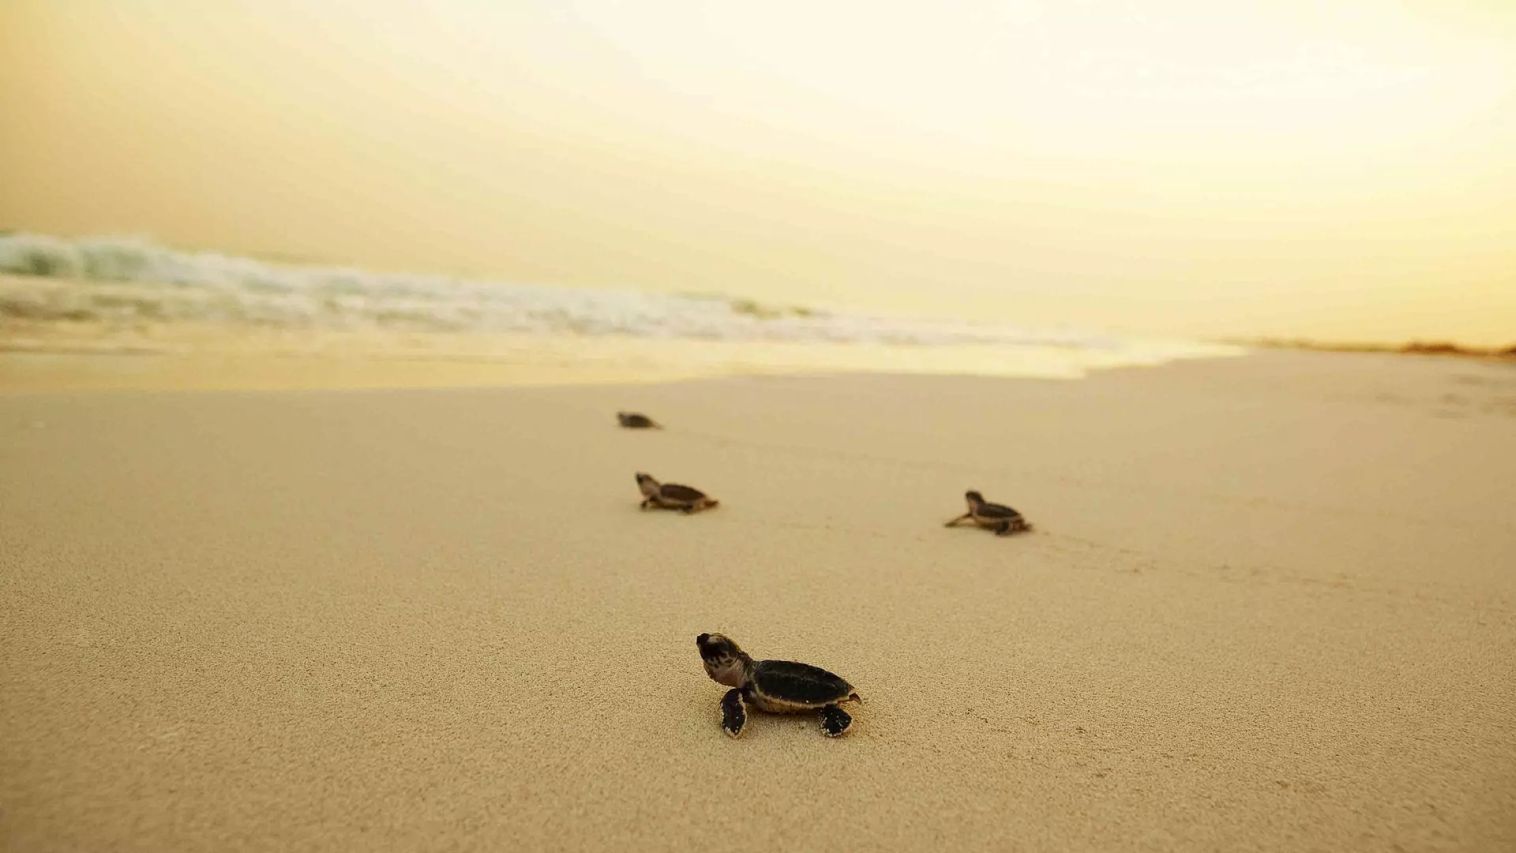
1242, 337, 1516, 360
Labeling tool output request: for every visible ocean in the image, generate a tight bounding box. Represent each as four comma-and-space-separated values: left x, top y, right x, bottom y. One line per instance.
0, 232, 1237, 382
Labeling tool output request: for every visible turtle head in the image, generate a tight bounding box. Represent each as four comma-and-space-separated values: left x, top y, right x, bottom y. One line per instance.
965, 490, 985, 508
636, 472, 660, 497
696, 633, 751, 687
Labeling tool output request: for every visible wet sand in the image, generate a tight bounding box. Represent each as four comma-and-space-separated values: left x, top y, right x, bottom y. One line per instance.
2, 350, 1513, 851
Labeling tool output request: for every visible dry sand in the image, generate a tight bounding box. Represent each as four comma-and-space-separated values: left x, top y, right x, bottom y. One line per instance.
2, 350, 1514, 851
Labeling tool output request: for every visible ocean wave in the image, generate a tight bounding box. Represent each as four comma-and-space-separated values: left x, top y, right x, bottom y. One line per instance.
0, 232, 1165, 354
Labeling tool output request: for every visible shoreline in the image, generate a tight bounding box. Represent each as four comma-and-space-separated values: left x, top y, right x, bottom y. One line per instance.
0, 328, 1240, 394
7, 334, 1512, 398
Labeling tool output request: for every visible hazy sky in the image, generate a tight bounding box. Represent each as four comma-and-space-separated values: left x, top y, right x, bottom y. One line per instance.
2, 1, 1513, 344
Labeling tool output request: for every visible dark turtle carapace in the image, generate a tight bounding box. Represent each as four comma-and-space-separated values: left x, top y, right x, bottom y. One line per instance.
617, 412, 662, 429
944, 490, 1031, 536
636, 472, 719, 513
696, 633, 861, 738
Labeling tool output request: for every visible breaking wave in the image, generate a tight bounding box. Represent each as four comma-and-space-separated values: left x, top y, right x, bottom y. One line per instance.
0, 232, 1216, 362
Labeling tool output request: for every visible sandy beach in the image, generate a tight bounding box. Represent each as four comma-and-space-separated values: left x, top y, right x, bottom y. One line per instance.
2, 349, 1513, 851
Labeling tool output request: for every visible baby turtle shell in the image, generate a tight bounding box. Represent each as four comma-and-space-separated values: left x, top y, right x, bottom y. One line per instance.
751, 660, 857, 711
617, 412, 662, 429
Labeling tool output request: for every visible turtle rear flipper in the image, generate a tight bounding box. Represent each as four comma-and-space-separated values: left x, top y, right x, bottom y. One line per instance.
681, 498, 719, 514
721, 688, 747, 738
820, 704, 852, 737
995, 517, 1030, 536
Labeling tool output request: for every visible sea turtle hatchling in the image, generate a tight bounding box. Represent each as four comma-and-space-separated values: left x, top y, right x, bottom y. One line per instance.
696, 633, 862, 738
636, 472, 719, 513
617, 411, 662, 429
944, 490, 1032, 536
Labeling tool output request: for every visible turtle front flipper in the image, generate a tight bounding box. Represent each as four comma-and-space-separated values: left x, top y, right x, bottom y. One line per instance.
819, 704, 852, 737
944, 512, 971, 528
720, 688, 747, 738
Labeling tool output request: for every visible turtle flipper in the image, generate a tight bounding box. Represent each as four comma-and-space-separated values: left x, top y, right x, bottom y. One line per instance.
944, 512, 972, 527
682, 498, 718, 514
995, 518, 1028, 536
819, 704, 852, 737
721, 688, 747, 738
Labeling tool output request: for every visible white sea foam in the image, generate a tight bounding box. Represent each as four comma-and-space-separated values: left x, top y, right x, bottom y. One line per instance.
0, 232, 1228, 366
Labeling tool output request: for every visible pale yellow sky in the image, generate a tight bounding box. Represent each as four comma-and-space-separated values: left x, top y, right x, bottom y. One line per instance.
2, 1, 1513, 344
